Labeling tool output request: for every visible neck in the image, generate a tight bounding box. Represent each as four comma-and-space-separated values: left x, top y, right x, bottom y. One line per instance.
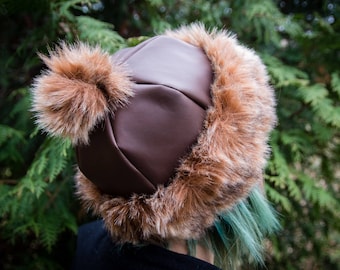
168, 238, 214, 264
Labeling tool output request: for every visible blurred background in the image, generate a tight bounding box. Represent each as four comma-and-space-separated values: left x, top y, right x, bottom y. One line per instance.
0, 0, 339, 269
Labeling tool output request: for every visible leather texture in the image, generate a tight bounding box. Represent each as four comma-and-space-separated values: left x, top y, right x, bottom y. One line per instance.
76, 36, 212, 197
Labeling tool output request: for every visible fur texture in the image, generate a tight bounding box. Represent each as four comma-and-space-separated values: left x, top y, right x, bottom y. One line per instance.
31, 42, 133, 144
75, 24, 277, 243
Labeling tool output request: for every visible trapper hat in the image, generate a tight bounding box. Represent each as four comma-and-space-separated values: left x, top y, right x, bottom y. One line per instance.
31, 24, 277, 247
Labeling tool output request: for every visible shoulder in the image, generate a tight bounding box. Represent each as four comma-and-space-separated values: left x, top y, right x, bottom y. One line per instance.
72, 220, 117, 270
72, 220, 220, 270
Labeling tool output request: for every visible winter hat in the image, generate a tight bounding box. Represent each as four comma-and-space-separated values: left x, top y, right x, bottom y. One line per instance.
31, 23, 278, 266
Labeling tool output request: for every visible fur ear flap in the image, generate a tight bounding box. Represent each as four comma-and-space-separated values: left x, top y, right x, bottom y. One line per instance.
31, 42, 133, 145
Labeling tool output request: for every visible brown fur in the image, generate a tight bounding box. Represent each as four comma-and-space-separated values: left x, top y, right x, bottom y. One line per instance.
31, 42, 133, 144
74, 24, 277, 243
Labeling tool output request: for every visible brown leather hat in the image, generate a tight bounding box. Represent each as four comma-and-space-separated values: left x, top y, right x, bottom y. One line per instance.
31, 24, 276, 244
76, 36, 213, 197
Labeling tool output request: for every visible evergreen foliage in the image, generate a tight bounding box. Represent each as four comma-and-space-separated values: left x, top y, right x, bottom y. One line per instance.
0, 0, 339, 269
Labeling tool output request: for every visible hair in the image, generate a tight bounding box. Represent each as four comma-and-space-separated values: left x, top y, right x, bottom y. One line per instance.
184, 185, 279, 269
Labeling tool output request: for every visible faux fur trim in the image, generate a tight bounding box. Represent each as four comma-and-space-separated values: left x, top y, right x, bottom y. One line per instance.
31, 42, 133, 144
76, 24, 277, 243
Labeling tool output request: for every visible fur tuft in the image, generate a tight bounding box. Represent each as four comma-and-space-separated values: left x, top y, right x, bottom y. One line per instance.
31, 42, 133, 144
75, 24, 277, 243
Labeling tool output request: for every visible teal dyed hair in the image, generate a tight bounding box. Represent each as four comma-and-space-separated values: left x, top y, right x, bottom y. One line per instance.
187, 185, 280, 270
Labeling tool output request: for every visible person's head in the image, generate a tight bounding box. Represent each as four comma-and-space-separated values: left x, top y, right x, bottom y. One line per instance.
32, 23, 279, 269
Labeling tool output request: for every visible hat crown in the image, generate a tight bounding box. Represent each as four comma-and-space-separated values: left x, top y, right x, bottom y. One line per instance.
76, 36, 213, 197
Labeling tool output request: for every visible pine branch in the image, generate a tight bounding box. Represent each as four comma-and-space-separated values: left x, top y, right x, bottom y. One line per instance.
0, 179, 18, 185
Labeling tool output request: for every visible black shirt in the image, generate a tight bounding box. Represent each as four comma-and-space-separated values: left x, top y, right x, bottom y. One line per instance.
73, 220, 220, 270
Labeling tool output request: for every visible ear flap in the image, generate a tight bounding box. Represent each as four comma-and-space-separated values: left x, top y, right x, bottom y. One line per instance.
31, 42, 133, 144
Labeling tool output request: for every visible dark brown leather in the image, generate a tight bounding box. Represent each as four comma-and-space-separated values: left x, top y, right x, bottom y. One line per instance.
76, 36, 213, 197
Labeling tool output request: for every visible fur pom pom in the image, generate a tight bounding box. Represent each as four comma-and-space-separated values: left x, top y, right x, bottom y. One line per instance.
31, 43, 133, 144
